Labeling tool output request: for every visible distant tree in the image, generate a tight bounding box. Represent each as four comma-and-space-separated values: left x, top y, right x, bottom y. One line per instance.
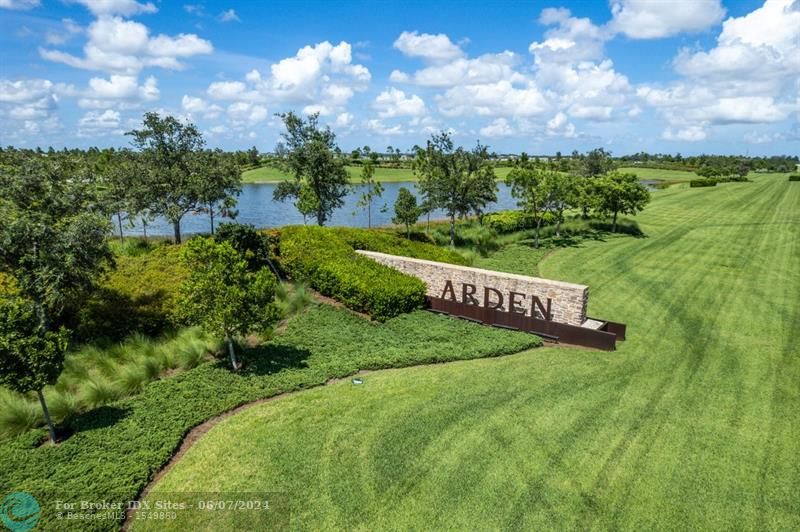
418, 195, 435, 234
96, 149, 137, 242
247, 146, 260, 166
393, 187, 420, 238
126, 112, 206, 244
179, 238, 279, 371
506, 153, 554, 248
697, 166, 722, 179
548, 171, 578, 237
593, 172, 651, 232
272, 112, 349, 226
414, 132, 497, 246
0, 297, 69, 444
356, 153, 384, 228
581, 147, 614, 177
194, 149, 241, 234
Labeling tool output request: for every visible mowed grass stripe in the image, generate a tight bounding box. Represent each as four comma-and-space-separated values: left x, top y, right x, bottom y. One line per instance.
139, 175, 799, 530
540, 175, 799, 528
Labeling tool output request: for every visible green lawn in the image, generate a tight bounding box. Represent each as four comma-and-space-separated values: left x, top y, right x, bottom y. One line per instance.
141, 174, 799, 530
242, 165, 514, 183
242, 165, 416, 183
617, 166, 699, 182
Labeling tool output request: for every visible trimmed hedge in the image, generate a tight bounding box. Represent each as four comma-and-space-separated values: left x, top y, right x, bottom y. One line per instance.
789, 174, 800, 182
0, 305, 541, 532
278, 226, 426, 321
483, 210, 556, 234
691, 176, 750, 188
329, 227, 468, 265
690, 179, 718, 188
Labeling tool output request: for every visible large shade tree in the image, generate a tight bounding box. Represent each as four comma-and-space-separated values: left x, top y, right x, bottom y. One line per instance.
127, 112, 240, 243
414, 132, 497, 246
272, 112, 349, 226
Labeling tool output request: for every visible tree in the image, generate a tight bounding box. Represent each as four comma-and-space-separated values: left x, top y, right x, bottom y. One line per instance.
0, 297, 69, 444
393, 187, 420, 238
94, 149, 135, 243
194, 149, 241, 234
0, 150, 113, 331
272, 112, 349, 226
179, 238, 279, 371
247, 146, 260, 166
580, 147, 614, 177
356, 154, 384, 228
126, 112, 206, 244
414, 132, 497, 246
505, 153, 555, 248
548, 171, 578, 237
593, 172, 651, 232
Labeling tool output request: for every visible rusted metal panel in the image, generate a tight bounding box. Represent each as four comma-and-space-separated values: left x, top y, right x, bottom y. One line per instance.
426, 297, 624, 351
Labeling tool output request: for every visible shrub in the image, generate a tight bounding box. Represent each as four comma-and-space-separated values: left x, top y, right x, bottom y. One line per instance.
75, 244, 187, 340
214, 223, 274, 271
690, 179, 717, 188
279, 226, 427, 321
483, 210, 556, 234
330, 227, 468, 264
789, 174, 800, 182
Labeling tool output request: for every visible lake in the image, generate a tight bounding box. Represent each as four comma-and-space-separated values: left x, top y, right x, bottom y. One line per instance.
120, 179, 660, 237
120, 181, 520, 237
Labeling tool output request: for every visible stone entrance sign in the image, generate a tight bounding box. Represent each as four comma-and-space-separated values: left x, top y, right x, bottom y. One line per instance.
356, 250, 589, 326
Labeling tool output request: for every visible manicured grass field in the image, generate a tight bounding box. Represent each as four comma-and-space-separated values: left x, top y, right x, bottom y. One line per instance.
242, 164, 514, 183
617, 166, 699, 182
242, 165, 415, 183
142, 174, 799, 530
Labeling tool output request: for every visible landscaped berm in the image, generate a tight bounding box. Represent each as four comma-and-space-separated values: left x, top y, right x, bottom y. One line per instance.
120, 174, 798, 529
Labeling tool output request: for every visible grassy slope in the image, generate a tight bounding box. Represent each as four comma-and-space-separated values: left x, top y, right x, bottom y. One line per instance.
242, 165, 514, 183
142, 175, 799, 530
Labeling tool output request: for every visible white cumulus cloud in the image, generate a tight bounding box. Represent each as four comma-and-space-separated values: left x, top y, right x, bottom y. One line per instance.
609, 0, 726, 39
40, 15, 212, 74
373, 88, 426, 118
393, 31, 464, 63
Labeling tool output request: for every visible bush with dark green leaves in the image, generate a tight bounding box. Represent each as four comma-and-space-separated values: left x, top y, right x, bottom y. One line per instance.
789, 174, 800, 182
329, 227, 468, 265
278, 226, 427, 321
483, 210, 556, 234
0, 305, 541, 531
213, 223, 273, 271
75, 244, 187, 340
690, 179, 718, 188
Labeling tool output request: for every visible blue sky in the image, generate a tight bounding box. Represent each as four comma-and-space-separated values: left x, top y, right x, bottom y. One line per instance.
1, 0, 797, 155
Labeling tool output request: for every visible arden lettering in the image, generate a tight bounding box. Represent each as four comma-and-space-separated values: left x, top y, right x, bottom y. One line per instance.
439, 280, 552, 320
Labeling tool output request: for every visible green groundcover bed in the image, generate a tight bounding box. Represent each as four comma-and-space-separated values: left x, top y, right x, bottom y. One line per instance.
0, 305, 540, 531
